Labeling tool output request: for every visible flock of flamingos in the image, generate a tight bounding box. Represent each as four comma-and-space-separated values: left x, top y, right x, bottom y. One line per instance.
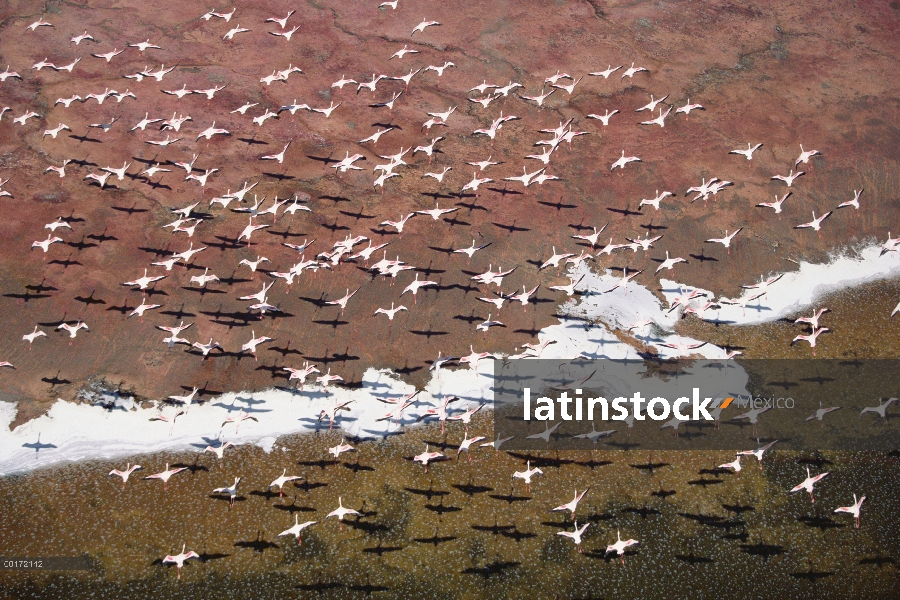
0, 0, 894, 584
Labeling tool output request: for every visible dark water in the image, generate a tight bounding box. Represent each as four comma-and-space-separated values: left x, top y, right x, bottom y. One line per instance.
1, 412, 899, 599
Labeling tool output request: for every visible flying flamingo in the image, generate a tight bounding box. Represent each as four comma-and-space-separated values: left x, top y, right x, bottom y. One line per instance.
731, 406, 771, 436
222, 410, 258, 433
162, 544, 200, 579
447, 403, 485, 433
551, 488, 589, 519
834, 494, 866, 528
212, 477, 241, 507
325, 287, 360, 316
789, 466, 829, 503
526, 421, 563, 447
283, 361, 320, 390
805, 401, 841, 423
558, 521, 589, 553
278, 516, 317, 544
241, 330, 272, 361
605, 530, 640, 565
144, 463, 187, 491
717, 455, 742, 474
401, 273, 437, 304
737, 439, 779, 469
413, 444, 445, 473
457, 432, 486, 461
418, 395, 457, 432
318, 397, 353, 428
791, 326, 829, 356
860, 398, 897, 421
329, 438, 356, 459
108, 463, 142, 489
268, 468, 303, 497
204, 440, 234, 460
327, 496, 360, 530
149, 409, 185, 436
513, 460, 543, 492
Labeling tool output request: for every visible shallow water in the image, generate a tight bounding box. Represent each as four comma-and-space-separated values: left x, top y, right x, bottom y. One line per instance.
2, 405, 900, 599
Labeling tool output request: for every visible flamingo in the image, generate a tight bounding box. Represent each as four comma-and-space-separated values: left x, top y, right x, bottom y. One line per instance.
278, 516, 317, 544
144, 463, 187, 491
268, 468, 303, 497
717, 455, 742, 474
805, 401, 841, 422
705, 229, 742, 253
796, 144, 821, 165
526, 421, 563, 447
737, 439, 779, 469
241, 330, 272, 361
771, 170, 804, 187
729, 143, 762, 160
329, 438, 356, 459
480, 436, 515, 454
513, 460, 543, 492
656, 251, 687, 273
283, 361, 320, 390
162, 544, 199, 579
558, 521, 589, 553
327, 497, 360, 530
837, 189, 863, 210
447, 403, 485, 432
204, 440, 234, 460
316, 368, 344, 391
212, 477, 241, 506
589, 65, 622, 78
149, 410, 185, 436
791, 326, 829, 356
418, 395, 457, 432
374, 302, 408, 322
540, 247, 576, 272
325, 287, 360, 316
222, 410, 258, 433
413, 444, 445, 473
401, 274, 437, 304
795, 211, 831, 233
860, 398, 897, 420
552, 488, 589, 519
108, 463, 142, 489
317, 397, 353, 428
457, 432, 486, 461
605, 530, 640, 565
789, 466, 829, 502
168, 387, 199, 411
834, 494, 866, 528
23, 326, 47, 345
758, 192, 790, 214
731, 406, 771, 436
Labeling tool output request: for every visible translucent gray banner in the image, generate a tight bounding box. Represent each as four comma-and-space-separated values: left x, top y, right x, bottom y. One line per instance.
491, 359, 900, 450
